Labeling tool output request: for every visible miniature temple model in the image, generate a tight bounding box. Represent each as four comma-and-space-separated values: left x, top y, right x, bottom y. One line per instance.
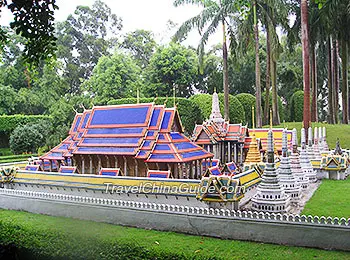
251, 123, 290, 213
299, 128, 317, 182
192, 91, 247, 164
41, 103, 214, 178
277, 129, 301, 203
290, 128, 309, 190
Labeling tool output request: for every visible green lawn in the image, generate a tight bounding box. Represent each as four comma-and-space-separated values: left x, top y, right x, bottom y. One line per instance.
0, 148, 12, 156
264, 122, 350, 149
0, 209, 348, 260
302, 178, 350, 218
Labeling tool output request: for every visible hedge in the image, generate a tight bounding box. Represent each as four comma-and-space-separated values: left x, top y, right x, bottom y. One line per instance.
190, 93, 246, 124
0, 115, 52, 133
107, 97, 203, 134
235, 93, 256, 127
261, 92, 285, 123
289, 90, 304, 122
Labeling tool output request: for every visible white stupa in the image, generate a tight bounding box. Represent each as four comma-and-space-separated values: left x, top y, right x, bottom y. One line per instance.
322, 127, 329, 151
277, 129, 301, 203
313, 127, 322, 160
290, 128, 309, 190
209, 91, 225, 124
307, 127, 315, 160
300, 128, 317, 182
251, 127, 290, 213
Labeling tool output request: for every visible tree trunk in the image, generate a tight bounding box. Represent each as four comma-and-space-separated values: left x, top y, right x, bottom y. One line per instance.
222, 19, 229, 121
311, 44, 318, 122
271, 60, 280, 125
341, 38, 348, 124
253, 0, 262, 128
327, 37, 334, 124
264, 25, 271, 125
301, 0, 310, 135
333, 39, 339, 123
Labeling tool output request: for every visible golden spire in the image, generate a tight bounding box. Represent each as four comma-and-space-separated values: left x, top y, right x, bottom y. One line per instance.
136, 88, 140, 104
173, 85, 176, 107
164, 95, 168, 106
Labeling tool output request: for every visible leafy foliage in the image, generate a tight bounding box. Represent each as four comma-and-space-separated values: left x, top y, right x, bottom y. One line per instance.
0, 0, 58, 65
0, 115, 51, 133
235, 93, 256, 127
289, 90, 304, 122
83, 52, 142, 105
108, 97, 203, 134
56, 0, 122, 94
144, 43, 198, 98
190, 94, 245, 124
0, 85, 16, 115
121, 29, 157, 68
9, 121, 51, 154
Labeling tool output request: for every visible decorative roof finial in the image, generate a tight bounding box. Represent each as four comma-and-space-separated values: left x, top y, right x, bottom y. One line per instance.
136, 87, 140, 104
267, 126, 274, 163
282, 129, 288, 157
164, 95, 168, 106
173, 85, 176, 107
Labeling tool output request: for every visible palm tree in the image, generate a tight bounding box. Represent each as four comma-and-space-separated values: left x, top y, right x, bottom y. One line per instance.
301, 0, 311, 131
173, 0, 235, 121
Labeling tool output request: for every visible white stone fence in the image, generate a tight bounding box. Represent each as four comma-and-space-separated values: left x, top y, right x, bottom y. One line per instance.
0, 188, 348, 228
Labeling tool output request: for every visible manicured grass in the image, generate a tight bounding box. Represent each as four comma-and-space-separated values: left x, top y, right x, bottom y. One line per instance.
264, 122, 350, 149
0, 209, 348, 260
302, 178, 350, 218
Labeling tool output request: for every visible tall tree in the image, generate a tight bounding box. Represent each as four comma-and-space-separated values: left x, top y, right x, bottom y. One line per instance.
121, 29, 157, 68
173, 0, 243, 120
56, 0, 122, 94
301, 0, 311, 131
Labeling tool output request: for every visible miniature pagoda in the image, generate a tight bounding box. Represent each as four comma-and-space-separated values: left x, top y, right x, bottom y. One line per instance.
192, 91, 247, 164
322, 127, 329, 151
41, 103, 214, 178
313, 127, 322, 160
307, 127, 315, 160
277, 129, 301, 203
251, 125, 290, 213
290, 128, 309, 190
300, 128, 317, 182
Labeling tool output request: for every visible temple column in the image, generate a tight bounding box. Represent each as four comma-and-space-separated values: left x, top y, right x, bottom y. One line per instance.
199, 159, 203, 176
191, 161, 195, 179
182, 163, 186, 178
234, 143, 237, 162
114, 156, 118, 168
106, 155, 110, 168
134, 159, 139, 177
240, 144, 243, 165
89, 155, 93, 174
156, 163, 160, 170
81, 155, 85, 174
145, 162, 149, 171
174, 163, 178, 179
123, 156, 127, 176
97, 155, 102, 172
49, 160, 53, 172
209, 157, 212, 167
228, 142, 231, 162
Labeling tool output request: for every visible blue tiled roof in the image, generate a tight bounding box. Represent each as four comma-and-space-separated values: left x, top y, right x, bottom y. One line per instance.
170, 133, 184, 140
174, 142, 197, 150
80, 137, 140, 145
90, 106, 151, 126
86, 128, 144, 135
150, 107, 161, 127
149, 154, 176, 159
181, 150, 207, 159
154, 144, 171, 151
75, 147, 136, 154
73, 116, 82, 133
161, 111, 171, 130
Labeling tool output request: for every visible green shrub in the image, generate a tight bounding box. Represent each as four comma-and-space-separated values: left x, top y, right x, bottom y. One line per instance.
9, 120, 52, 154
235, 93, 256, 127
108, 97, 203, 134
261, 92, 285, 123
190, 93, 245, 124
289, 90, 304, 122
0, 115, 52, 133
